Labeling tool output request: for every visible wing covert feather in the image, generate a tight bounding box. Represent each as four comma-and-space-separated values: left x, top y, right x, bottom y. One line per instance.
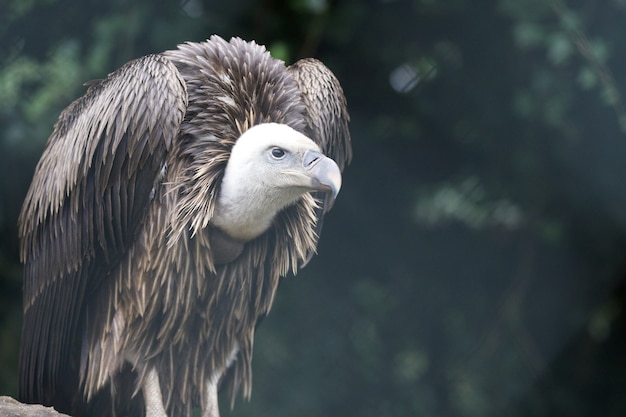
18, 54, 187, 405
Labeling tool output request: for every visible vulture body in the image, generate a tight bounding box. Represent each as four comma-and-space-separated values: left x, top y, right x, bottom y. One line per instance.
18, 35, 351, 417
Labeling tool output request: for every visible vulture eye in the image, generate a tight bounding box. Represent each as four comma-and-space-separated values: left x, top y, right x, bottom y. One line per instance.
270, 147, 286, 159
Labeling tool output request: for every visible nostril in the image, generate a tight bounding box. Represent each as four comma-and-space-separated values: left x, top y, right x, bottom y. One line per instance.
303, 150, 323, 168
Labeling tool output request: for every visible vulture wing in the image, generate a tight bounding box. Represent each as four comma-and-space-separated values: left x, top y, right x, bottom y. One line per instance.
287, 58, 351, 263
18, 54, 187, 409
288, 58, 351, 170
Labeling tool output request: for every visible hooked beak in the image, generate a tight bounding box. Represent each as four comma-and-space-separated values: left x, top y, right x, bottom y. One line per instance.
303, 150, 342, 201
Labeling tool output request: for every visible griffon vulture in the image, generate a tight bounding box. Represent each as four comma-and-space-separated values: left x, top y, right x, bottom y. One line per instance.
18, 35, 351, 417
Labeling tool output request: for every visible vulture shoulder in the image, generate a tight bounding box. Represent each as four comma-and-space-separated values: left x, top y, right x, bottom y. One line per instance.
288, 57, 351, 171
18, 53, 188, 407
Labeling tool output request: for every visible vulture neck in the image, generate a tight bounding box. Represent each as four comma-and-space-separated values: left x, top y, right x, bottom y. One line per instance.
212, 185, 297, 243
208, 226, 247, 265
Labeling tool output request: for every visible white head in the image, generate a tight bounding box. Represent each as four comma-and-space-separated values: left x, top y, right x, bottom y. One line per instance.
212, 123, 341, 241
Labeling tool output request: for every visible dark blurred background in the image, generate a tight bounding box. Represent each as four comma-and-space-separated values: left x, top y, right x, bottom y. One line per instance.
1, 0, 626, 416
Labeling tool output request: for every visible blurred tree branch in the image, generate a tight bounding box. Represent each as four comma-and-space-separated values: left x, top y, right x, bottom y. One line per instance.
549, 0, 626, 132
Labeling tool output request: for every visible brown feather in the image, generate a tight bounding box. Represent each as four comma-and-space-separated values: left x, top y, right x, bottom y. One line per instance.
19, 53, 187, 416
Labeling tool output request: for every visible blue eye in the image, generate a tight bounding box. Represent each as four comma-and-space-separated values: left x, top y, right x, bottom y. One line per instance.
271, 147, 286, 159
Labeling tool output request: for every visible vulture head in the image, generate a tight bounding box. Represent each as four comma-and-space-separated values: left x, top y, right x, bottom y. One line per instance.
214, 122, 341, 242
17, 35, 351, 417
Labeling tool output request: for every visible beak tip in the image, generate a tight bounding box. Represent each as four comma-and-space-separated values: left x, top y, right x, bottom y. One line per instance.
303, 150, 342, 202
